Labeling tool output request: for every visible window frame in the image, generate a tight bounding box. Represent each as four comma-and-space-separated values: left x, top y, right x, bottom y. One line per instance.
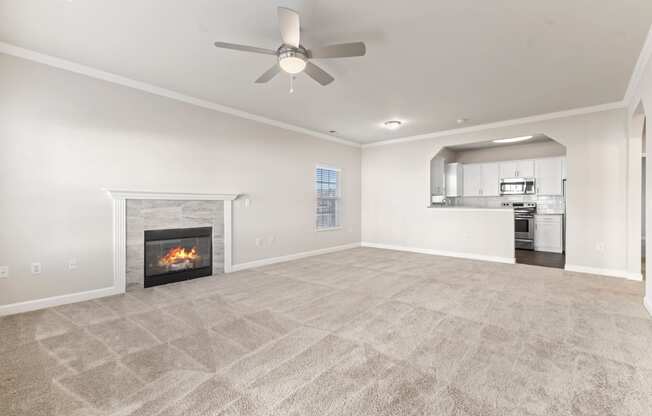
315, 164, 342, 232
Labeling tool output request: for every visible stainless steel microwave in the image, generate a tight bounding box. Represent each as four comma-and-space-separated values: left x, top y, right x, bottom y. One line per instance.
500, 178, 536, 195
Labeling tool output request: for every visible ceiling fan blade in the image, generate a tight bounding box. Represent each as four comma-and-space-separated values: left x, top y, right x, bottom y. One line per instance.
304, 62, 334, 86
308, 42, 366, 59
214, 41, 277, 55
278, 7, 300, 47
255, 64, 281, 83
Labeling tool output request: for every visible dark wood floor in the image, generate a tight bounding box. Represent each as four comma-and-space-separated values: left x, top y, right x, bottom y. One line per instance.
515, 249, 565, 269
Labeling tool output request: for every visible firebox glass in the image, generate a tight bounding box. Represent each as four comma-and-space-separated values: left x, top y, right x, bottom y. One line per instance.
145, 236, 211, 277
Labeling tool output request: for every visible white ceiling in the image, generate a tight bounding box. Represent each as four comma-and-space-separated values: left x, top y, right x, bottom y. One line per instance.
1, 0, 651, 143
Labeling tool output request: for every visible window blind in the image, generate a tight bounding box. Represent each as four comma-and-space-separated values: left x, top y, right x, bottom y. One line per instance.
316, 166, 340, 230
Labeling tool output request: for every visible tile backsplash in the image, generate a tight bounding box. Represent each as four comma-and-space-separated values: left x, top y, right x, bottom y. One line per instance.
450, 195, 565, 213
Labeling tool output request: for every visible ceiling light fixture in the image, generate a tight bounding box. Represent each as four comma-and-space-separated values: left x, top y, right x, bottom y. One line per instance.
278, 50, 307, 74
492, 135, 534, 144
383, 120, 403, 130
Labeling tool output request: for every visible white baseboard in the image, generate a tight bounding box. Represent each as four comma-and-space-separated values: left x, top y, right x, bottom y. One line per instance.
564, 264, 643, 281
360, 242, 515, 264
231, 242, 362, 272
0, 285, 123, 317
645, 297, 652, 317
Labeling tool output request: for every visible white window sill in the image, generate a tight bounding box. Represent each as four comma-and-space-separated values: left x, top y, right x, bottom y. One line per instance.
316, 226, 343, 232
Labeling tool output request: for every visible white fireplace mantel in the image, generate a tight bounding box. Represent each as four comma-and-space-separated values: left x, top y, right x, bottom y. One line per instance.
104, 189, 240, 293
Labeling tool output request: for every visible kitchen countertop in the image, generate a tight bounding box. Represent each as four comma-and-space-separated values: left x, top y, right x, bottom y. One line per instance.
429, 205, 513, 212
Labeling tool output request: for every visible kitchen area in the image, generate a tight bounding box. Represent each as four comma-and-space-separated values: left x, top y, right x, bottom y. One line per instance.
430, 135, 566, 269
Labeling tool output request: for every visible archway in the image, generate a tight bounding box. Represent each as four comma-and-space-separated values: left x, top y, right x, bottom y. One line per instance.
428, 135, 567, 269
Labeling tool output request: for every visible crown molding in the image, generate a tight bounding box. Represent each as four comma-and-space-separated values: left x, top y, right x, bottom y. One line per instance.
624, 27, 652, 110
0, 42, 361, 148
362, 101, 626, 148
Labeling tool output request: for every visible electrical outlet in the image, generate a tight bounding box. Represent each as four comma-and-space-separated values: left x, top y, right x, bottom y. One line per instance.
31, 262, 42, 275
68, 258, 78, 270
255, 237, 263, 247
244, 198, 251, 208
0, 266, 8, 279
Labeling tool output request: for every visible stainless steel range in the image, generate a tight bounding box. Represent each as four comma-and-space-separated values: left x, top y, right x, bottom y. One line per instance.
502, 202, 536, 250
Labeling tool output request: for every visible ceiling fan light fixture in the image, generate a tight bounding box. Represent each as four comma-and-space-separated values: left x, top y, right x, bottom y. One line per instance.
279, 56, 306, 74
278, 50, 307, 74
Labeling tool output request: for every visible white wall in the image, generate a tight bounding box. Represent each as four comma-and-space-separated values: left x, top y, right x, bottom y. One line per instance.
0, 54, 361, 306
362, 108, 632, 276
362, 208, 515, 262
453, 140, 566, 164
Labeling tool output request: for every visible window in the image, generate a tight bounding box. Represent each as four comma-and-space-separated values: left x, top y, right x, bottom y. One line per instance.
315, 166, 341, 230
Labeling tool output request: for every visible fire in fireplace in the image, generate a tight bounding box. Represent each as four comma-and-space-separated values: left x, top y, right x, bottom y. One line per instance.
158, 246, 200, 270
144, 227, 212, 288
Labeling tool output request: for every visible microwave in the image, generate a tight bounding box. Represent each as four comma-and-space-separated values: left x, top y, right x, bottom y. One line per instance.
500, 178, 536, 195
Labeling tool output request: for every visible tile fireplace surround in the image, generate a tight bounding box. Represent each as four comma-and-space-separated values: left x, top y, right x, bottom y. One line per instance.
126, 200, 224, 290
106, 190, 238, 293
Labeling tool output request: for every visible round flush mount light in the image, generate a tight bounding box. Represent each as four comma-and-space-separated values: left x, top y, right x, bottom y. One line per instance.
492, 135, 534, 144
383, 120, 403, 130
278, 50, 307, 74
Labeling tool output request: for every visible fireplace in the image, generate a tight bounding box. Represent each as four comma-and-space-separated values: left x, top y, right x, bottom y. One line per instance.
144, 227, 213, 288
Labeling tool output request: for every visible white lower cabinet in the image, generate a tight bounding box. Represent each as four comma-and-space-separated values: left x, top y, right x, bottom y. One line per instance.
534, 215, 563, 253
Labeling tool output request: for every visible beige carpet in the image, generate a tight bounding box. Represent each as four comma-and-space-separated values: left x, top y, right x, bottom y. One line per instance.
1, 247, 651, 415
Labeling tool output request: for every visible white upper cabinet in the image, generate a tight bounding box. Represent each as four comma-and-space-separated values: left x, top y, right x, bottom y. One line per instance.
535, 157, 564, 195
460, 156, 565, 197
482, 162, 500, 196
463, 162, 499, 196
516, 160, 535, 178
499, 161, 518, 178
499, 159, 534, 178
430, 156, 446, 197
463, 163, 483, 196
445, 163, 464, 197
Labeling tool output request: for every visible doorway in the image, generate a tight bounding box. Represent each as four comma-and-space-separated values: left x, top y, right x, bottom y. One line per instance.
642, 119, 647, 278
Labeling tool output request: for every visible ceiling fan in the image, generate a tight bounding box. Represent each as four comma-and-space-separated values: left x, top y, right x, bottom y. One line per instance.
214, 7, 366, 87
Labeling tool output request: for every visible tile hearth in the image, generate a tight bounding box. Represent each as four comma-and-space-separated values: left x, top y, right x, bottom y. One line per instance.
1, 247, 651, 415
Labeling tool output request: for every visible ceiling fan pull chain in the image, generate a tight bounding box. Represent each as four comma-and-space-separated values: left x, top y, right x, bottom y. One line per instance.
289, 75, 295, 93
